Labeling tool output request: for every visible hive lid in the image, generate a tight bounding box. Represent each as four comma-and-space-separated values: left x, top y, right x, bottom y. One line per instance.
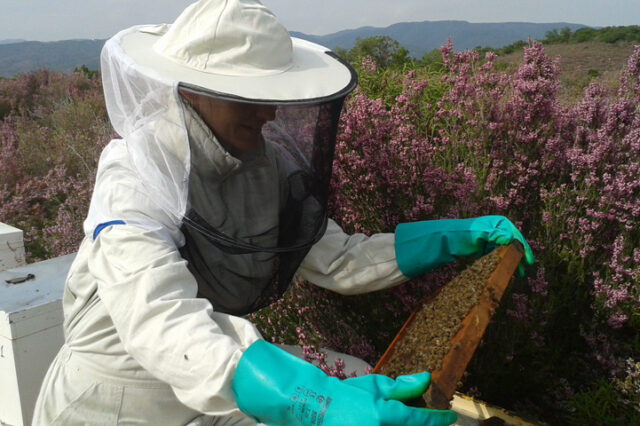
0, 222, 23, 240
0, 254, 75, 339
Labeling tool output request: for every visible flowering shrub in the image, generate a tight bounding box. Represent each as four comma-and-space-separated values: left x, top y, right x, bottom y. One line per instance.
0, 70, 113, 260
273, 42, 640, 422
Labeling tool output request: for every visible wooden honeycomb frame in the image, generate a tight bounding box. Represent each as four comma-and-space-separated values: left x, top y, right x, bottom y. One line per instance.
373, 243, 524, 409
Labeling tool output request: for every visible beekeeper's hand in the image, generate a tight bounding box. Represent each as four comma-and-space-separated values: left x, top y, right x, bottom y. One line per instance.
232, 340, 457, 426
394, 215, 534, 278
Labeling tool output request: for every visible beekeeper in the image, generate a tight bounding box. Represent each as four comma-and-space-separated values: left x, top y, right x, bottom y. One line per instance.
33, 0, 533, 425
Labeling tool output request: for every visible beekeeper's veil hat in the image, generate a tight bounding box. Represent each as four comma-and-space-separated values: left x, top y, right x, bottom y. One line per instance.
94, 0, 357, 315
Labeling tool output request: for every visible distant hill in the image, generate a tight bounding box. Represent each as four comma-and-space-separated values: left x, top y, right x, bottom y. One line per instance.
0, 39, 26, 45
291, 21, 587, 57
0, 39, 103, 78
0, 21, 587, 78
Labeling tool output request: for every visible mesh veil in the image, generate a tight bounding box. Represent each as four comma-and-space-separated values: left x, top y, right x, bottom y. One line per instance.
86, 26, 191, 237
179, 95, 348, 315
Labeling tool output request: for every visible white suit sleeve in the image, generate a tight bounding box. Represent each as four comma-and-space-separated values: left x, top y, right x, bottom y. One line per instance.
298, 218, 409, 295
90, 224, 261, 416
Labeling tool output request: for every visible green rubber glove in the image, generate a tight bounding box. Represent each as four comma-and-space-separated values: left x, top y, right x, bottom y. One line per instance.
232, 340, 457, 426
395, 215, 534, 278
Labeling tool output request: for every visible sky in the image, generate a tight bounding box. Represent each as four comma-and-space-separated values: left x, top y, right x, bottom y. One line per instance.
1, 0, 639, 42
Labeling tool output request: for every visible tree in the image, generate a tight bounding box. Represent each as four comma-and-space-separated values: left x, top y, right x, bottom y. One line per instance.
560, 27, 572, 42
544, 29, 561, 44
573, 27, 596, 43
73, 64, 98, 79
418, 48, 445, 71
545, 27, 572, 44
347, 36, 410, 69
333, 46, 349, 63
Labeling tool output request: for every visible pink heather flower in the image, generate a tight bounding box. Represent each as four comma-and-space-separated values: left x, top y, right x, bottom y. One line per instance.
607, 313, 628, 329
506, 293, 530, 323
295, 327, 306, 341
361, 56, 377, 73
528, 267, 549, 297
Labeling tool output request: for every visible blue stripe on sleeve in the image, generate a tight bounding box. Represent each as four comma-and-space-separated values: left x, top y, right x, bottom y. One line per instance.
93, 220, 126, 240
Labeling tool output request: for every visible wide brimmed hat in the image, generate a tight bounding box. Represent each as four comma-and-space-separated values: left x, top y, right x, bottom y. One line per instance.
118, 0, 356, 103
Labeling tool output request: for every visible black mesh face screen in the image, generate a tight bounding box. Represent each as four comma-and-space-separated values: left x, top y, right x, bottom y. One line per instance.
263, 99, 344, 210
179, 95, 347, 315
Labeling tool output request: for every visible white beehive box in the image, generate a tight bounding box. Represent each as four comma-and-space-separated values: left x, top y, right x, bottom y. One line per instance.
0, 254, 74, 426
0, 223, 25, 272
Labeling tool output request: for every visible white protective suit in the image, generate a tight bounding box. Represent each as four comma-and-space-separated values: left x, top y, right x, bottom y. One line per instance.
32, 24, 411, 426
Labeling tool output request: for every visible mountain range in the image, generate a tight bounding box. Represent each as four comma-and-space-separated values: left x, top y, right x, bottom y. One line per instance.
0, 20, 586, 78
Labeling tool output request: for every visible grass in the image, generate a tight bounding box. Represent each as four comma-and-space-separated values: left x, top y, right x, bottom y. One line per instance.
497, 41, 637, 103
